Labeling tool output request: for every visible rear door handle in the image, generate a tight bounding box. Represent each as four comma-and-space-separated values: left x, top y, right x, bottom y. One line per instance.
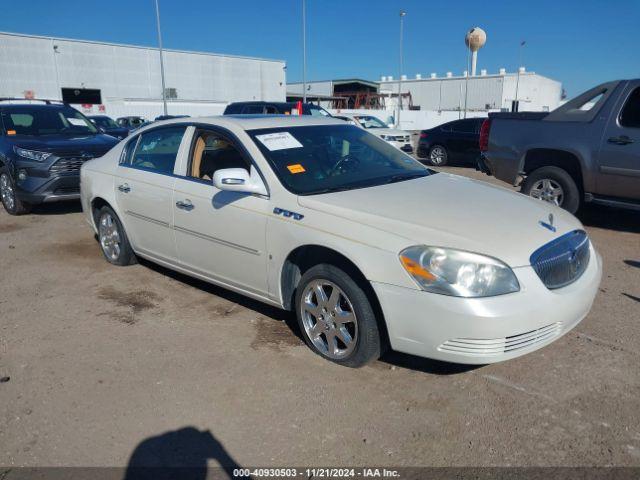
118, 183, 131, 193
176, 199, 194, 211
607, 135, 634, 145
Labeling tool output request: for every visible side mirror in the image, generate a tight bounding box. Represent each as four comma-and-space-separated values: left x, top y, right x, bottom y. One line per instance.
213, 167, 268, 196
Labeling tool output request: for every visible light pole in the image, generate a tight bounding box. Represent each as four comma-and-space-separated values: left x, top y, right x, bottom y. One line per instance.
302, 0, 307, 103
463, 42, 471, 118
514, 40, 525, 112
155, 0, 168, 116
397, 10, 406, 128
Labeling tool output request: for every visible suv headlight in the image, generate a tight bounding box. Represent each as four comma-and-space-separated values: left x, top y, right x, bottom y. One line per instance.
14, 147, 53, 162
399, 246, 520, 297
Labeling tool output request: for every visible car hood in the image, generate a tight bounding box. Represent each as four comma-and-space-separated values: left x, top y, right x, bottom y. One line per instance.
104, 127, 129, 138
12, 134, 119, 154
366, 128, 409, 137
297, 172, 583, 267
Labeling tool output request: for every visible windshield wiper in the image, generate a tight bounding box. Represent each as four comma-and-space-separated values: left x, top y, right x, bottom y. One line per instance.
384, 173, 428, 184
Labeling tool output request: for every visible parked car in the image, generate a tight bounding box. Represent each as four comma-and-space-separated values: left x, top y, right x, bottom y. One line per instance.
480, 79, 640, 213
334, 113, 413, 153
0, 99, 119, 215
88, 115, 129, 140
224, 101, 332, 117
80, 116, 601, 367
116, 116, 147, 131
155, 115, 190, 121
417, 118, 485, 166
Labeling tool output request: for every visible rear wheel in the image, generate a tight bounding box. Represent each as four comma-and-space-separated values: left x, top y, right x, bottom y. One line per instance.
295, 264, 382, 368
0, 169, 31, 216
521, 166, 581, 214
428, 145, 448, 166
96, 206, 136, 266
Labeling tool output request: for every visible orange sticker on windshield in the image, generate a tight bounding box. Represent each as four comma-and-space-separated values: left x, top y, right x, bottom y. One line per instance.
7, 130, 16, 135
287, 164, 306, 174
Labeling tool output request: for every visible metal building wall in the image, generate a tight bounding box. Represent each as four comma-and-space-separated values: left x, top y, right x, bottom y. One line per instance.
0, 32, 286, 116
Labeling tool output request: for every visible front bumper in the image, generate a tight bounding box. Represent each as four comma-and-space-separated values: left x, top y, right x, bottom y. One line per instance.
372, 244, 602, 364
14, 171, 80, 204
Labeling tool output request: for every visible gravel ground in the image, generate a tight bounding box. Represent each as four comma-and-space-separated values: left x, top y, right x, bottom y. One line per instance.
0, 165, 639, 470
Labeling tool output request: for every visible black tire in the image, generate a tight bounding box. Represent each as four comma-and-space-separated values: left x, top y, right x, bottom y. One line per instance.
0, 168, 32, 215
95, 206, 136, 266
428, 145, 448, 166
294, 264, 382, 368
521, 166, 581, 214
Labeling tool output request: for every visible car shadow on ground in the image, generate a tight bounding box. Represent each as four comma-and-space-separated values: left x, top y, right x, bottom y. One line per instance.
30, 200, 83, 215
578, 204, 640, 234
123, 426, 242, 480
139, 258, 481, 376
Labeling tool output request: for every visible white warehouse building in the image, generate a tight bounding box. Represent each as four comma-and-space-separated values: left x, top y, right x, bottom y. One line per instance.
380, 69, 562, 112
0, 31, 286, 119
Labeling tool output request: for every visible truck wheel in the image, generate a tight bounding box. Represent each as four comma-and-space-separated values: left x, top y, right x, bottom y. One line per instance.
428, 145, 448, 166
521, 166, 581, 214
295, 264, 382, 368
0, 169, 31, 216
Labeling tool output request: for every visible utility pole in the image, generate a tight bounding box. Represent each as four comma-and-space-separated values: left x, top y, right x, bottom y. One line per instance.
302, 0, 307, 103
155, 0, 168, 116
514, 40, 525, 112
398, 10, 406, 128
463, 43, 471, 118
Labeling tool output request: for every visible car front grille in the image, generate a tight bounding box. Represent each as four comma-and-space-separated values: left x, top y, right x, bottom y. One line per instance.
49, 150, 107, 174
438, 322, 563, 356
394, 135, 411, 143
530, 230, 590, 289
53, 186, 80, 195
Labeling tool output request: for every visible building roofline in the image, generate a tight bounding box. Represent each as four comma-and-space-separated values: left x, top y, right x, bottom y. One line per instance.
0, 30, 286, 64
288, 78, 379, 88
379, 72, 560, 84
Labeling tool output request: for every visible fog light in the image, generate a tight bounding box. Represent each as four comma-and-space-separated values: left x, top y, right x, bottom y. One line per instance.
17, 169, 27, 181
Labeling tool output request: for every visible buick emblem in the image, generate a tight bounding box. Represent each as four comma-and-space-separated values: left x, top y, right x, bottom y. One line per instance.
538, 213, 556, 232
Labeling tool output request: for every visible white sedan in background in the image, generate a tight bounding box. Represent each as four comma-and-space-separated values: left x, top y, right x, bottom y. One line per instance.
80, 115, 601, 367
334, 113, 414, 153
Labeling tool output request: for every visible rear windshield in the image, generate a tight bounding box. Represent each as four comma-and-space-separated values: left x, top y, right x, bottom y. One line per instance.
249, 124, 428, 195
1, 106, 97, 136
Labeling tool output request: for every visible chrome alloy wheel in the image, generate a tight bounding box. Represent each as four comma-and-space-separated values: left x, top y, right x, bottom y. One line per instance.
300, 280, 358, 360
529, 178, 564, 206
99, 212, 122, 261
0, 174, 15, 211
429, 146, 446, 165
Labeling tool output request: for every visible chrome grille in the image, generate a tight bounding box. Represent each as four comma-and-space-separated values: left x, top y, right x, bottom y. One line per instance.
50, 156, 94, 174
439, 322, 562, 356
530, 230, 590, 289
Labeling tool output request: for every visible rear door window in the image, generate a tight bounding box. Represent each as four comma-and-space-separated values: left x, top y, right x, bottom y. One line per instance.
619, 87, 640, 128
450, 120, 477, 133
128, 126, 187, 175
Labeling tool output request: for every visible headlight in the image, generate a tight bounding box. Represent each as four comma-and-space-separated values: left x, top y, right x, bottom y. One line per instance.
399, 246, 520, 297
14, 147, 52, 162
380, 134, 395, 141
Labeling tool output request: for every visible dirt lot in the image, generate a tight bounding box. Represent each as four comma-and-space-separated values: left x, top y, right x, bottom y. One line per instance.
1, 166, 639, 470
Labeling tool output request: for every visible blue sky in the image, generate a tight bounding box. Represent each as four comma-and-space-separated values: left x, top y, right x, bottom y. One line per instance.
1, 0, 638, 97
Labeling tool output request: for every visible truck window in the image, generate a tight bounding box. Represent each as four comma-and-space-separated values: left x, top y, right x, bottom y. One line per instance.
619, 88, 640, 128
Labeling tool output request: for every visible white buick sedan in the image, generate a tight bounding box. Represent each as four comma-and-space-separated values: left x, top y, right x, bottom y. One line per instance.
80, 115, 602, 367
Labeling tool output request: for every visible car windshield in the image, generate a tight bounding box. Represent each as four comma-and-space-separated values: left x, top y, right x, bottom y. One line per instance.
249, 124, 429, 195
354, 116, 388, 129
1, 106, 98, 136
92, 116, 119, 129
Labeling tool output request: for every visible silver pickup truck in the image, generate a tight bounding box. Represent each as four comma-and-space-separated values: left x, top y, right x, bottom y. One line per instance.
479, 80, 640, 213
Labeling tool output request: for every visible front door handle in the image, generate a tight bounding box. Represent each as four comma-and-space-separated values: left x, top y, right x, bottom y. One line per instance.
176, 199, 194, 211
118, 183, 131, 193
608, 135, 634, 145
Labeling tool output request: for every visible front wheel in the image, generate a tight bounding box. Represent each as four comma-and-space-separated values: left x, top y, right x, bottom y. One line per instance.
521, 166, 581, 214
0, 170, 31, 215
295, 264, 382, 368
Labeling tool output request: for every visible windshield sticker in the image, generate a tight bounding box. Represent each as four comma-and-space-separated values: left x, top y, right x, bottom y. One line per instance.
67, 118, 86, 126
256, 132, 303, 151
287, 164, 306, 174
6, 130, 16, 135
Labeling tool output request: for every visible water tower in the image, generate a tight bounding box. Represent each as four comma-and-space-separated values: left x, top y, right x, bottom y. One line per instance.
465, 27, 486, 76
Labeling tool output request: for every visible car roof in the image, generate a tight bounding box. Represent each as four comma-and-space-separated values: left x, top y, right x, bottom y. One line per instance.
0, 103, 70, 110
136, 114, 346, 132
